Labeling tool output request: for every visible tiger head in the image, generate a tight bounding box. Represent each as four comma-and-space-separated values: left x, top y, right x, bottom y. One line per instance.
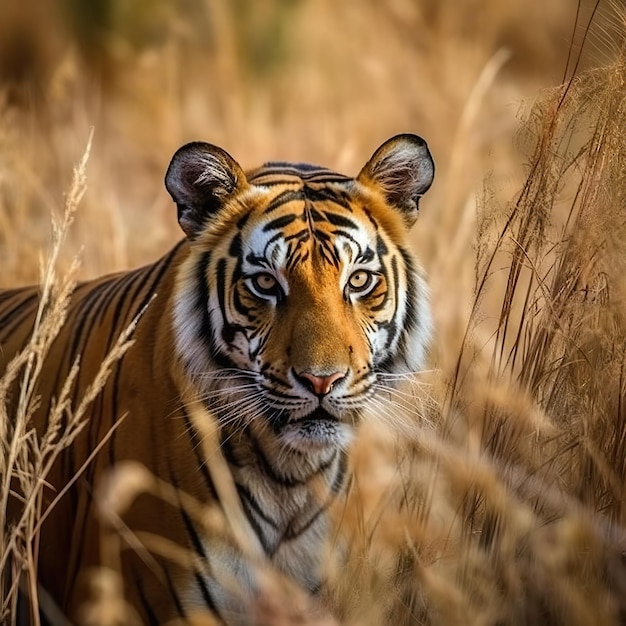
165, 135, 434, 454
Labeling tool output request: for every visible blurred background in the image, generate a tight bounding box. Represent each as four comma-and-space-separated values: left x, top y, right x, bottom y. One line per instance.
0, 0, 611, 287
3, 3, 626, 624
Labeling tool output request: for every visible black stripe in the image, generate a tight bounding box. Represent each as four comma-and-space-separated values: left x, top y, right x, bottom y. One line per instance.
246, 427, 304, 487
312, 227, 331, 242
282, 451, 347, 543
134, 572, 161, 626
244, 251, 271, 267
232, 288, 252, 319
264, 162, 326, 172
210, 348, 239, 371
237, 212, 251, 229
0, 287, 26, 304
391, 255, 400, 311
286, 248, 308, 270
381, 254, 401, 354
163, 566, 187, 619
192, 250, 213, 347
62, 272, 143, 424
134, 244, 182, 318
105, 270, 155, 465
236, 482, 278, 528
108, 247, 182, 464
58, 284, 110, 470
323, 212, 358, 229
282, 506, 324, 545
216, 261, 247, 346
63, 481, 95, 597
181, 408, 220, 500
253, 162, 347, 179
329, 229, 360, 244
229, 232, 242, 257
216, 258, 228, 329
240, 495, 272, 554
65, 279, 116, 375
0, 291, 38, 330
309, 206, 326, 222
100, 270, 145, 355
304, 186, 352, 209
376, 233, 388, 256
262, 213, 298, 231
220, 434, 244, 468
357, 246, 375, 263
301, 173, 352, 183
86, 383, 107, 473
262, 190, 305, 214
0, 305, 38, 340
399, 248, 418, 348
178, 504, 222, 615
168, 458, 219, 617
253, 163, 307, 176
331, 449, 349, 494
314, 237, 340, 268
49, 285, 101, 431
167, 461, 225, 622
248, 177, 301, 187
369, 291, 388, 312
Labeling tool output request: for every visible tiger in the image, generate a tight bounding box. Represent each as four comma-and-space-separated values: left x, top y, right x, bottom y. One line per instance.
1, 133, 434, 625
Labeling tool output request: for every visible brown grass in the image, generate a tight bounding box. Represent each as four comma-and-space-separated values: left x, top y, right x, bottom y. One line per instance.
326, 34, 626, 623
1, 0, 626, 624
0, 134, 147, 625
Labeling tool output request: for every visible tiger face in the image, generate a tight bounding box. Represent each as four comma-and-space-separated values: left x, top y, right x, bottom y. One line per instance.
166, 135, 434, 454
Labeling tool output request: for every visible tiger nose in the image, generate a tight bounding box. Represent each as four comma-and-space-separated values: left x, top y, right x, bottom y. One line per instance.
296, 371, 346, 396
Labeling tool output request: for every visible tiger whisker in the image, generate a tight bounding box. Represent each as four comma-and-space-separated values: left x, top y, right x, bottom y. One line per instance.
168, 388, 261, 418
374, 381, 438, 408
365, 394, 434, 437
377, 368, 436, 379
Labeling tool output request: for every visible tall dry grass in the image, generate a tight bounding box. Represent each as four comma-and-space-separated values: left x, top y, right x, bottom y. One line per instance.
1, 0, 626, 624
325, 31, 626, 624
0, 136, 145, 625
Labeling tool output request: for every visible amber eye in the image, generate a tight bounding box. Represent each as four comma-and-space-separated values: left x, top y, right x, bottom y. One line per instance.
347, 270, 376, 294
250, 273, 280, 297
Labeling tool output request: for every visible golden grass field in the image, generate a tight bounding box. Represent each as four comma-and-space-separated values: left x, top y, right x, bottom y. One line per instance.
2, 0, 626, 624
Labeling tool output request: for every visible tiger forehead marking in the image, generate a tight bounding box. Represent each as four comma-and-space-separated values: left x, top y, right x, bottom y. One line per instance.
243, 184, 381, 282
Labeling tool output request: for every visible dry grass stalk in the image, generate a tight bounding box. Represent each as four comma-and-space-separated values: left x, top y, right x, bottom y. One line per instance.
0, 132, 144, 626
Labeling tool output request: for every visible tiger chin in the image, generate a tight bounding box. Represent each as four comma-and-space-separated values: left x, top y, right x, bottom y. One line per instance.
1, 134, 434, 625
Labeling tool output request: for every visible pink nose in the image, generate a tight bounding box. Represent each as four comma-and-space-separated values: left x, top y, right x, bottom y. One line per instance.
298, 371, 346, 396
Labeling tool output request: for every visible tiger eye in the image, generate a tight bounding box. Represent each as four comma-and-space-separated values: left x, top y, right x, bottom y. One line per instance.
254, 273, 276, 290
348, 270, 373, 292
251, 272, 281, 297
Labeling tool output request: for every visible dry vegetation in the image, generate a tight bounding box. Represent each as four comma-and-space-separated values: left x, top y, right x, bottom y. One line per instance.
1, 0, 626, 624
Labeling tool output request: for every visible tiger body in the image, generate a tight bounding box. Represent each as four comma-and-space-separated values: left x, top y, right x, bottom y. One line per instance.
1, 135, 434, 624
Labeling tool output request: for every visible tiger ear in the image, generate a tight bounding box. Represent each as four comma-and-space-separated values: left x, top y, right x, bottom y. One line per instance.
357, 134, 434, 226
165, 142, 248, 239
